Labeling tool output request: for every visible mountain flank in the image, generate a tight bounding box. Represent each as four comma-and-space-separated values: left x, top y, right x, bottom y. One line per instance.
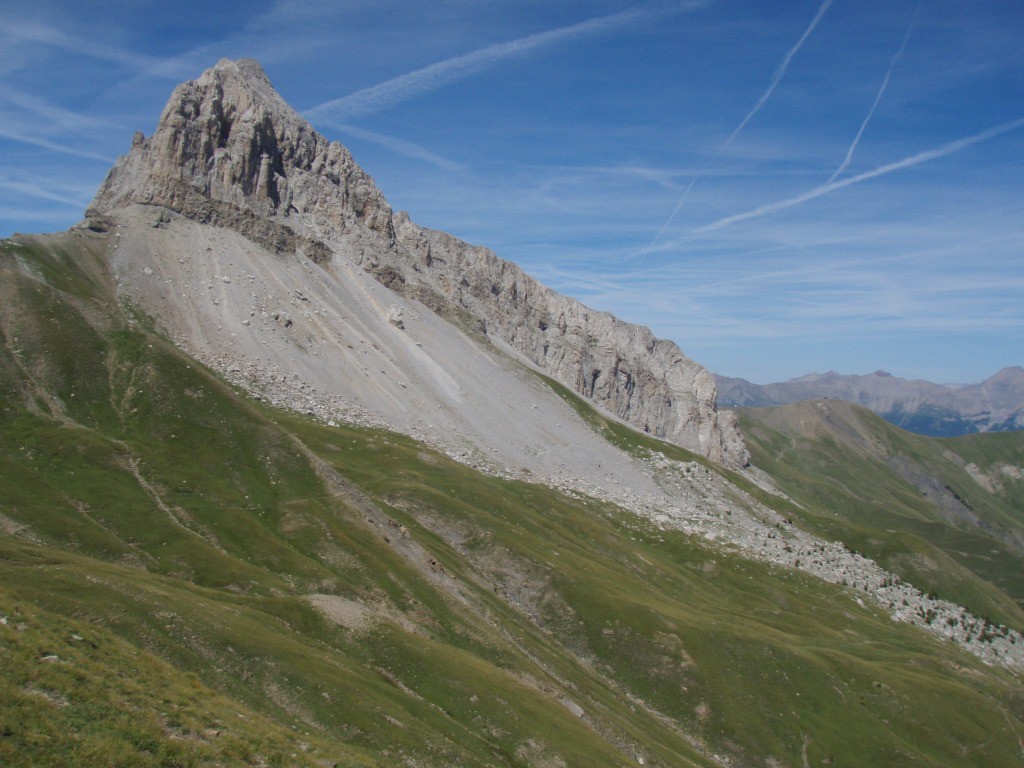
89, 57, 746, 469
5, 228, 1024, 766
716, 368, 1024, 436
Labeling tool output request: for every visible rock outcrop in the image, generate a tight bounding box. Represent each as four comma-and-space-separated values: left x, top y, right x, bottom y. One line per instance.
89, 58, 392, 262
89, 58, 747, 467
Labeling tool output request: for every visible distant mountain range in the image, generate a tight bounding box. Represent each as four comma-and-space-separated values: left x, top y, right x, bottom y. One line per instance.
715, 367, 1024, 436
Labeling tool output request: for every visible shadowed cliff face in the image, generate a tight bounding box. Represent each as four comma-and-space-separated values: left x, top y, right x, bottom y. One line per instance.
88, 57, 746, 467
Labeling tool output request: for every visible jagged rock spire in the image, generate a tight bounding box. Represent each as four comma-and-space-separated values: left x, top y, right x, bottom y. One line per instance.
90, 58, 393, 246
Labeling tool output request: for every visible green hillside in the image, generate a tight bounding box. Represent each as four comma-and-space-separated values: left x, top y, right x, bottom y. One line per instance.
2, 231, 1024, 767
739, 400, 1024, 631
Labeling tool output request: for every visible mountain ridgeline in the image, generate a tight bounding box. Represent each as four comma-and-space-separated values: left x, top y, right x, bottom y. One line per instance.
2, 58, 1024, 767
716, 368, 1024, 437
90, 57, 746, 468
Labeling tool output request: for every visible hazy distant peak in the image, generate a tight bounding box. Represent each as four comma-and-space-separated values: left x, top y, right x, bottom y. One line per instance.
715, 367, 1024, 436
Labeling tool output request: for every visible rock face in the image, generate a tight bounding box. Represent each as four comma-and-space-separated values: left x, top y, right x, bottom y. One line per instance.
90, 59, 392, 263
391, 217, 746, 464
89, 58, 747, 467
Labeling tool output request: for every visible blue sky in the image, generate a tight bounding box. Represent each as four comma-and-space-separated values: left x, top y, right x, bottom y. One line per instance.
1, 0, 1022, 384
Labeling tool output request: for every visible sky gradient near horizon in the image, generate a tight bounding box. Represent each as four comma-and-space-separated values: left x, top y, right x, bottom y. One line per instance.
1, 0, 1021, 384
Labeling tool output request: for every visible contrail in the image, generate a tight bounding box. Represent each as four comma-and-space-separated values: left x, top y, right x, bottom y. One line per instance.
829, 0, 922, 182
0, 125, 115, 163
639, 0, 833, 261
692, 116, 1024, 236
634, 177, 698, 263
0, 19, 160, 70
305, 7, 647, 124
334, 124, 466, 173
0, 177, 90, 207
724, 0, 833, 146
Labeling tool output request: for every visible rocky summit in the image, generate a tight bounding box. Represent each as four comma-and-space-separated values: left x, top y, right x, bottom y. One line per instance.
90, 58, 747, 469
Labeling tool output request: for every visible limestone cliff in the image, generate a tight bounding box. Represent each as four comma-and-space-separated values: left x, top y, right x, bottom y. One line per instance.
391, 217, 746, 464
89, 58, 747, 467
90, 58, 393, 262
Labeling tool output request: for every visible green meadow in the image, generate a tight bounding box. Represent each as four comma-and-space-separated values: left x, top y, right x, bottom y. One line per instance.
1, 233, 1022, 767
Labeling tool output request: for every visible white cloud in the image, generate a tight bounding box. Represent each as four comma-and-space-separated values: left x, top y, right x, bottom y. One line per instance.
0, 123, 115, 163
332, 124, 467, 173
0, 19, 160, 70
304, 7, 650, 124
0, 176, 93, 207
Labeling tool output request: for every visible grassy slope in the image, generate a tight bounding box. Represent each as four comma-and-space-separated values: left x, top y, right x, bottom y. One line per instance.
0, 588, 377, 768
738, 400, 1024, 631
1, 232, 1023, 767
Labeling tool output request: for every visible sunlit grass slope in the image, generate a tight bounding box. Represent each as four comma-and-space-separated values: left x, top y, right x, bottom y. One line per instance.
1, 232, 1023, 767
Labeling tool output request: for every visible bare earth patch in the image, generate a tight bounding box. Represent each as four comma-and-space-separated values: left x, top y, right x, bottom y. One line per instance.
304, 594, 372, 632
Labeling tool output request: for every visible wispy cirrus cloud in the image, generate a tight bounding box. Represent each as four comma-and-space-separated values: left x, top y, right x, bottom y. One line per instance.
304, 7, 652, 125
0, 18, 160, 70
0, 175, 94, 207
0, 123, 115, 163
829, 0, 922, 182
525, 229, 1024, 355
544, 164, 690, 192
0, 85, 116, 133
689, 116, 1024, 237
724, 0, 833, 146
0, 85, 119, 163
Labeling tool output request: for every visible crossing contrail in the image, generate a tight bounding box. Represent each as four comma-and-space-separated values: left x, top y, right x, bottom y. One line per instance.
638, 0, 834, 260
724, 0, 834, 146
829, 0, 923, 182
692, 116, 1024, 236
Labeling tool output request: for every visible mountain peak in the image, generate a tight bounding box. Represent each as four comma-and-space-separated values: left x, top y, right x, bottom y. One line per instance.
987, 366, 1024, 382
216, 56, 270, 79
84, 59, 748, 468
198, 57, 293, 121
89, 58, 394, 246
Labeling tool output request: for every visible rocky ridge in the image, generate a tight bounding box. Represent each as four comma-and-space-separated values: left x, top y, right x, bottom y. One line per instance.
82, 59, 1023, 668
88, 58, 746, 468
391, 216, 745, 465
